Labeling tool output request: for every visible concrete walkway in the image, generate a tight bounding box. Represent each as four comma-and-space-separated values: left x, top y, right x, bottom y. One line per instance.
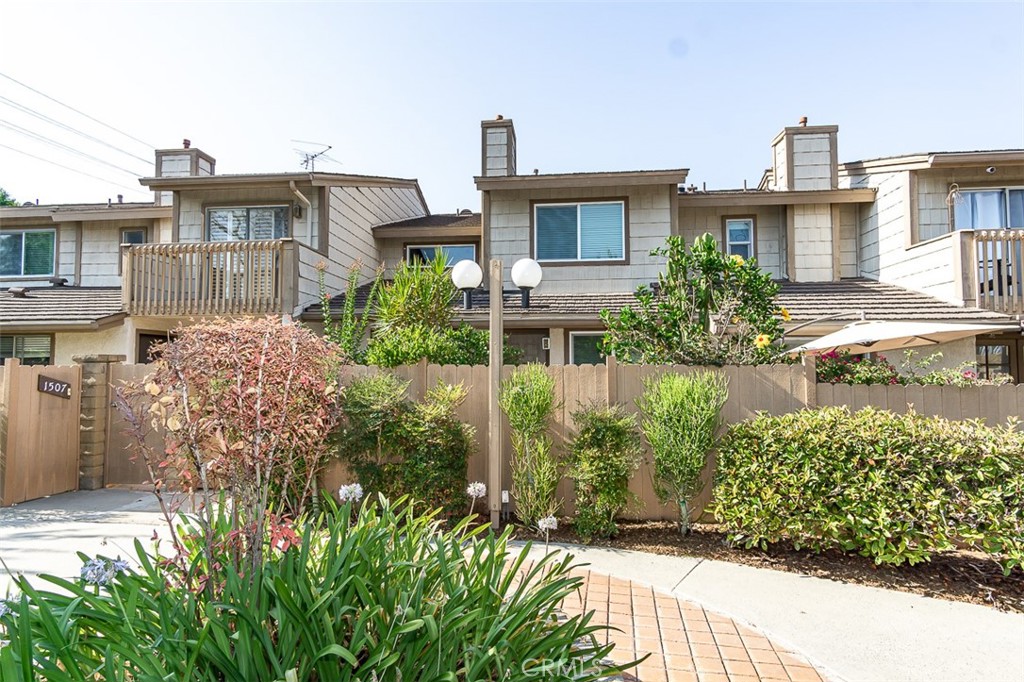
2, 491, 1022, 682
518, 542, 1024, 682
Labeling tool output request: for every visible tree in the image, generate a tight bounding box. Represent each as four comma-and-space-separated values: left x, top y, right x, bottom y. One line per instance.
600, 233, 787, 365
0, 187, 18, 207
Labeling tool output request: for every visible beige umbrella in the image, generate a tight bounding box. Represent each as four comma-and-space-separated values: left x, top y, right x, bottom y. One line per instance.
791, 320, 1017, 355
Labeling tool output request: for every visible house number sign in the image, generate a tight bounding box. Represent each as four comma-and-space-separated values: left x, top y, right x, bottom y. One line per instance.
37, 375, 72, 400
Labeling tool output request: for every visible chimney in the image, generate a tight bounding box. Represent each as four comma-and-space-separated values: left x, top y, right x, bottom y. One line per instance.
153, 138, 216, 206
481, 115, 517, 177
117, 194, 123, 204
769, 118, 839, 191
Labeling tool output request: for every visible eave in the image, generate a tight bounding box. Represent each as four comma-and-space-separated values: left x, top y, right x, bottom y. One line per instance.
140, 173, 421, 191
677, 188, 875, 207
474, 169, 689, 191
0, 313, 127, 333
373, 225, 482, 239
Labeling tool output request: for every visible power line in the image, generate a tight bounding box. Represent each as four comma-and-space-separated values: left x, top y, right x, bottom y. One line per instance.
0, 119, 148, 177
0, 143, 147, 196
0, 71, 155, 149
0, 94, 152, 165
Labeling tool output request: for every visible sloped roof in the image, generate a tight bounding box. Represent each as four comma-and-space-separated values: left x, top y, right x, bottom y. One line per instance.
306, 278, 1012, 326
379, 213, 481, 230
0, 287, 125, 328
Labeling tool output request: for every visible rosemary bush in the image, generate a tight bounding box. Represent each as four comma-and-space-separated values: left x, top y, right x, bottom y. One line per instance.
637, 370, 728, 535
500, 364, 562, 530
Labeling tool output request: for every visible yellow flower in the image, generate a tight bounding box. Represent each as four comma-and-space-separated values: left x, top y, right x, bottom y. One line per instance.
780, 307, 791, 322
730, 254, 745, 266
754, 333, 771, 349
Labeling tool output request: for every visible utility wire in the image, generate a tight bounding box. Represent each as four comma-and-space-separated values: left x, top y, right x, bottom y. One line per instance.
0, 119, 148, 177
0, 143, 146, 196
0, 71, 155, 149
0, 94, 152, 165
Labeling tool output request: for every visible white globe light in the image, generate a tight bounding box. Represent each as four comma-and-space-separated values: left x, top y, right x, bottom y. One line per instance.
511, 258, 543, 289
451, 259, 483, 290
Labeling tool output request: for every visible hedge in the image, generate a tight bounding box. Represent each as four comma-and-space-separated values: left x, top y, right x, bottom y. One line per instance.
714, 407, 1024, 572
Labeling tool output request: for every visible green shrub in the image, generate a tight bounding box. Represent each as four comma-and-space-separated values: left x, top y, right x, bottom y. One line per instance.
568, 404, 643, 542
500, 364, 562, 529
637, 370, 729, 535
714, 407, 1024, 571
0, 498, 637, 681
337, 373, 473, 516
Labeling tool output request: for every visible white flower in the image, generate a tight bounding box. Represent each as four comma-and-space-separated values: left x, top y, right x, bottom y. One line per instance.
111, 558, 131, 574
466, 482, 487, 499
338, 483, 364, 503
537, 516, 558, 533
0, 600, 10, 618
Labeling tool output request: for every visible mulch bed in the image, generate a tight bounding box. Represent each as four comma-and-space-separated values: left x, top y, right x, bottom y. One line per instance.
534, 520, 1024, 613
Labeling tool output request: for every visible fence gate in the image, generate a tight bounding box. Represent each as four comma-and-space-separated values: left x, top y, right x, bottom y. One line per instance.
0, 359, 82, 506
104, 363, 161, 486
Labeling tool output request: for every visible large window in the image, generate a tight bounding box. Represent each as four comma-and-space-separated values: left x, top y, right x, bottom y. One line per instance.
0, 335, 52, 365
569, 332, 605, 365
406, 244, 476, 266
535, 201, 625, 262
724, 217, 755, 259
0, 229, 56, 277
954, 188, 1024, 230
207, 206, 289, 241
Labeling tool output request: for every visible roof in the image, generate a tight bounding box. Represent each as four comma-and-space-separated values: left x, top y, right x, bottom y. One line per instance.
306, 278, 1013, 328
379, 213, 481, 230
677, 188, 875, 207
0, 202, 170, 222
840, 149, 1024, 173
140, 172, 422, 190
474, 169, 689, 191
0, 287, 125, 329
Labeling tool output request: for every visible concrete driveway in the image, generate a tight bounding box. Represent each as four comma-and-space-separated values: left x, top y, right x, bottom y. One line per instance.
0, 488, 174, 593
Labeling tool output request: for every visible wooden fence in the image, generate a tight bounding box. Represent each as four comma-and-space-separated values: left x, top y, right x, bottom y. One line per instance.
102, 359, 1024, 521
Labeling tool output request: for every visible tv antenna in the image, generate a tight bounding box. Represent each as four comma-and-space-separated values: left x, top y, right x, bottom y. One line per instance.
291, 140, 340, 172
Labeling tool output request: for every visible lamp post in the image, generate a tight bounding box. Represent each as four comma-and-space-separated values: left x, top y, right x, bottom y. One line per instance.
510, 258, 543, 308
451, 259, 483, 309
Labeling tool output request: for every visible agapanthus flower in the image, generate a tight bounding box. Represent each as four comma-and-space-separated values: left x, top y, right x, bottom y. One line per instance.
537, 516, 558, 533
80, 557, 130, 586
466, 482, 487, 499
338, 483, 364, 503
0, 600, 11, 619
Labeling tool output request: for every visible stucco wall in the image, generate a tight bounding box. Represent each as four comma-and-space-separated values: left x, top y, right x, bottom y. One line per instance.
488, 184, 673, 294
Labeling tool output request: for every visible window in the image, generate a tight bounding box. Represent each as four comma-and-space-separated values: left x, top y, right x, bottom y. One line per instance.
207, 206, 289, 241
138, 332, 175, 363
954, 188, 1024, 230
406, 244, 476, 266
0, 335, 52, 365
535, 201, 625, 262
976, 343, 1012, 380
569, 332, 605, 365
724, 218, 755, 259
0, 229, 56, 277
120, 228, 146, 245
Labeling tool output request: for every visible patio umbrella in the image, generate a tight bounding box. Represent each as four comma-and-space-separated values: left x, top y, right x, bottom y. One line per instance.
790, 320, 1017, 356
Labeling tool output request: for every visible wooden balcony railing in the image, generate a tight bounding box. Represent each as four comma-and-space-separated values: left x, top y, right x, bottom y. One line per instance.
971, 230, 1024, 315
122, 240, 296, 316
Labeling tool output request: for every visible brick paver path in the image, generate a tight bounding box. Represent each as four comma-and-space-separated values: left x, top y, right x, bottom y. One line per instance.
558, 567, 827, 682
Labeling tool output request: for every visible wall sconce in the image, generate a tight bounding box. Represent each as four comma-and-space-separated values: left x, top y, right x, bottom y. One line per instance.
451, 259, 483, 309
511, 258, 543, 308
292, 204, 303, 219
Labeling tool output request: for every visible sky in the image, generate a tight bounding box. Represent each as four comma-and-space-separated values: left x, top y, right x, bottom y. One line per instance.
1, 1, 1022, 212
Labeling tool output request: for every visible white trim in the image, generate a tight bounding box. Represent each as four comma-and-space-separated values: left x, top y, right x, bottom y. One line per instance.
534, 200, 625, 263
0, 227, 56, 278
405, 243, 477, 266
724, 218, 754, 258
568, 331, 605, 365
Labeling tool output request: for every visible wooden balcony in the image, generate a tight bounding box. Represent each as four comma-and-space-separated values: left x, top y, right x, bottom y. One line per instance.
122, 240, 298, 316
970, 230, 1024, 315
